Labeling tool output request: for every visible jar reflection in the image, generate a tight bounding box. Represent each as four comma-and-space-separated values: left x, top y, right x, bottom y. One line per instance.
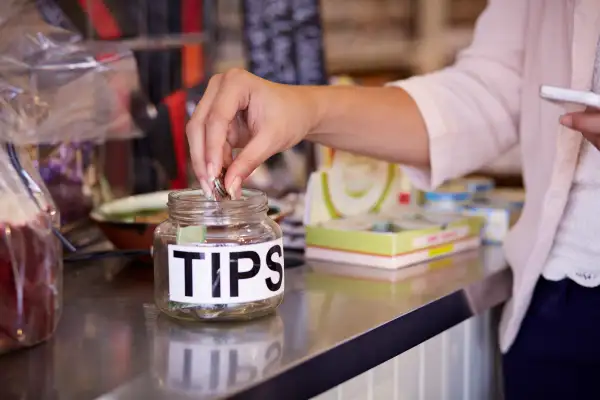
151, 313, 284, 398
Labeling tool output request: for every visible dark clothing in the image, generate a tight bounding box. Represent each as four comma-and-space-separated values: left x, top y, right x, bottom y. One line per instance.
503, 278, 600, 400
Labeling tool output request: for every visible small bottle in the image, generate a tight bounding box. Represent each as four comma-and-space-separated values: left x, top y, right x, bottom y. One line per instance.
153, 188, 285, 321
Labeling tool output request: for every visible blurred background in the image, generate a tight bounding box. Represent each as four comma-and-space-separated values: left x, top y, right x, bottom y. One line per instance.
0, 0, 521, 230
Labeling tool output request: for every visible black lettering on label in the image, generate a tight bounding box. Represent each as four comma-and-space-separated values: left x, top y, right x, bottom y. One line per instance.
209, 350, 220, 390
227, 350, 258, 387
229, 251, 261, 297
212, 253, 221, 297
173, 251, 204, 297
182, 348, 193, 389
263, 341, 283, 376
265, 245, 283, 291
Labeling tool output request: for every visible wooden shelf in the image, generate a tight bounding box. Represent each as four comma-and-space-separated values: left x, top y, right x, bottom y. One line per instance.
216, 27, 473, 75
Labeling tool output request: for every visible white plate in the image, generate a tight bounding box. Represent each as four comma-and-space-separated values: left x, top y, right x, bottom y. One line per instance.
91, 190, 294, 223
91, 191, 171, 222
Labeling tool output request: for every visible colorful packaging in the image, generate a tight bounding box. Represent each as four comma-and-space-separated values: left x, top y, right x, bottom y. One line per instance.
303, 160, 408, 224
457, 176, 495, 200
304, 170, 483, 269
423, 184, 472, 213
461, 198, 522, 244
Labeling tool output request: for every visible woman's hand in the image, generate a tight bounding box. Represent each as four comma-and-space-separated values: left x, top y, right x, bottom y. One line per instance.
187, 69, 431, 197
186, 69, 318, 198
560, 108, 600, 150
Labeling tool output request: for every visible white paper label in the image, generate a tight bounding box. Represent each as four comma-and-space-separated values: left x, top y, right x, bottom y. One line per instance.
168, 238, 285, 304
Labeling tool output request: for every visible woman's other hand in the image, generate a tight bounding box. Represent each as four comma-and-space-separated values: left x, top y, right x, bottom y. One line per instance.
186, 69, 318, 198
560, 108, 600, 150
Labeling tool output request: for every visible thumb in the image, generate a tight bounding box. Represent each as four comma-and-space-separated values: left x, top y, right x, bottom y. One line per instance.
224, 134, 278, 197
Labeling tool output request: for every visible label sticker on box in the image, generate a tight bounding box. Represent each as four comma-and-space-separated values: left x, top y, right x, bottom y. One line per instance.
413, 226, 469, 249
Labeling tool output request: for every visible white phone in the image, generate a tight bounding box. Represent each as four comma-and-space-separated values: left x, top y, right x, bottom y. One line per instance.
540, 85, 600, 108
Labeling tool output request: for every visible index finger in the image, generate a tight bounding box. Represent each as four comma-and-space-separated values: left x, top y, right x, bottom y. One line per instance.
186, 74, 223, 181
204, 70, 252, 179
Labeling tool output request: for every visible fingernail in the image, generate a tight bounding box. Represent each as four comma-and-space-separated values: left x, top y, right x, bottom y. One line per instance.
228, 177, 241, 200
207, 163, 216, 182
560, 115, 573, 128
200, 179, 214, 199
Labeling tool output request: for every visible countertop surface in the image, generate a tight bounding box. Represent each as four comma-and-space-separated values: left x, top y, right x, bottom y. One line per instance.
0, 246, 511, 400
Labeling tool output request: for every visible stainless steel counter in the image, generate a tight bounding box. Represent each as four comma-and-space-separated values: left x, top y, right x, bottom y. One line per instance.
0, 246, 511, 400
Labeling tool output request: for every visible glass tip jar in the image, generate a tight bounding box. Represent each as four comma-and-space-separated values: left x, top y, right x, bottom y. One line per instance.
153, 188, 285, 322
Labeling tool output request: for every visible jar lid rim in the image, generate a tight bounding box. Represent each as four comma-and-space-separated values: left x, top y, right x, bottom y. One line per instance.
168, 188, 266, 204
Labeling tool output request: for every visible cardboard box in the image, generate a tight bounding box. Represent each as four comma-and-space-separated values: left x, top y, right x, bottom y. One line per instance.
305, 211, 482, 269
304, 169, 484, 269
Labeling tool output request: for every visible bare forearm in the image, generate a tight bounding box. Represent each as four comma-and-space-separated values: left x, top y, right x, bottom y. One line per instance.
305, 85, 430, 168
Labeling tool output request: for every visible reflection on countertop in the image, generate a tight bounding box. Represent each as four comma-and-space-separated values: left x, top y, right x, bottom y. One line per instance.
0, 246, 510, 400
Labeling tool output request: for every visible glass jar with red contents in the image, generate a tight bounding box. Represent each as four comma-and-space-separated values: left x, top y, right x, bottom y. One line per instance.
0, 149, 62, 355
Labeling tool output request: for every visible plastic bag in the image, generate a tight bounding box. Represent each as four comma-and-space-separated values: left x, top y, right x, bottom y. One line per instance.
0, 1, 145, 226
0, 146, 62, 355
33, 142, 105, 226
0, 0, 143, 145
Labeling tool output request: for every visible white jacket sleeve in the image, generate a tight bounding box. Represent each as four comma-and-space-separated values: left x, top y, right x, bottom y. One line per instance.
388, 0, 527, 189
